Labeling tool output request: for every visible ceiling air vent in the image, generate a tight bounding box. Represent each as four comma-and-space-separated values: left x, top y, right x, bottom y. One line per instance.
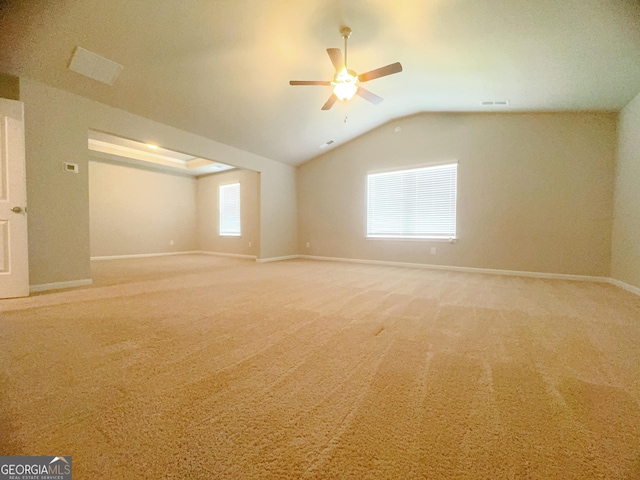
68, 46, 123, 85
480, 100, 510, 107
319, 140, 335, 149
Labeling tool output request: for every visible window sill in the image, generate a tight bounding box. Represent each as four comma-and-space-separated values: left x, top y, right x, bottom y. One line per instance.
366, 236, 457, 243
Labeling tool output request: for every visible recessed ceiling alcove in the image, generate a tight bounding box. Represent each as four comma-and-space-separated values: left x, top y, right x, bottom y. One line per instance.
88, 130, 235, 177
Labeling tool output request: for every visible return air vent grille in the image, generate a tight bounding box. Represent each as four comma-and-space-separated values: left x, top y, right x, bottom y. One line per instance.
68, 46, 123, 85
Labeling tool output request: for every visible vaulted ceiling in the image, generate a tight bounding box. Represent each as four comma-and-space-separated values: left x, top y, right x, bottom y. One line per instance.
1, 0, 639, 166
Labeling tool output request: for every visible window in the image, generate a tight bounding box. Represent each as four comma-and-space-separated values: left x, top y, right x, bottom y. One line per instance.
219, 182, 241, 236
367, 163, 457, 239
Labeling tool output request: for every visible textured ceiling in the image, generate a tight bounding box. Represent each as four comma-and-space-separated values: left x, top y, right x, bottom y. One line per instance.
1, 0, 639, 166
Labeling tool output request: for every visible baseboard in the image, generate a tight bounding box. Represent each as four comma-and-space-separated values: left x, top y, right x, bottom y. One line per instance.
297, 255, 609, 283
256, 255, 300, 263
196, 251, 257, 260
30, 279, 93, 293
92, 251, 259, 261
608, 278, 640, 297
91, 251, 200, 261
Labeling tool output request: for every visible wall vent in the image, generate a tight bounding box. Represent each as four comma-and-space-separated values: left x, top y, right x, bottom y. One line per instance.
68, 46, 123, 85
319, 140, 335, 149
480, 100, 510, 107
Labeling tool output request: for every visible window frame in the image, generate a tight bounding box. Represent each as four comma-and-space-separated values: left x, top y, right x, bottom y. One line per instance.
219, 182, 241, 237
365, 161, 458, 241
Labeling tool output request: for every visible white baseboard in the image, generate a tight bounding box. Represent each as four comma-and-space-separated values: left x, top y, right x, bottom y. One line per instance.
257, 255, 300, 263
297, 255, 609, 283
92, 251, 258, 261
91, 251, 200, 261
30, 279, 93, 293
608, 278, 640, 297
196, 251, 257, 260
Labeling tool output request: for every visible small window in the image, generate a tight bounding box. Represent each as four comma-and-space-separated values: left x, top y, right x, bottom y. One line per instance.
219, 182, 241, 236
367, 163, 457, 239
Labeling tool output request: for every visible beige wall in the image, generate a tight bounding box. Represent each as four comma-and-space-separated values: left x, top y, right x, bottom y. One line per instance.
612, 91, 640, 289
298, 112, 617, 276
20, 78, 297, 286
260, 160, 297, 259
15, 74, 627, 284
89, 161, 197, 257
22, 81, 93, 285
197, 169, 260, 256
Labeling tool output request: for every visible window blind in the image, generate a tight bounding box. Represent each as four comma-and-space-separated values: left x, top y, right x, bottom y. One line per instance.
219, 182, 241, 236
367, 163, 457, 239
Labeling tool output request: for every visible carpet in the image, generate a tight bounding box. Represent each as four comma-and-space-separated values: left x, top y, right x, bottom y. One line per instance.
1, 255, 639, 478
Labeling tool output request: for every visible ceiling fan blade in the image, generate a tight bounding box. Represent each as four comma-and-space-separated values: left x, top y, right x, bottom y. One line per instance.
356, 87, 384, 105
327, 48, 344, 71
321, 94, 338, 110
357, 62, 403, 82
289, 80, 331, 86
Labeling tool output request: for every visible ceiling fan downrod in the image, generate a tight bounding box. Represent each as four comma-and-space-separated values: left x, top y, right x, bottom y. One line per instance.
340, 26, 352, 70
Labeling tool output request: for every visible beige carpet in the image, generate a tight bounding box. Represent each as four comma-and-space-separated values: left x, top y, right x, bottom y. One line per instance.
1, 255, 640, 479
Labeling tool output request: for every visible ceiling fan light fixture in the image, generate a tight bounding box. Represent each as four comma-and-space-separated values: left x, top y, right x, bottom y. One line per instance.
332, 68, 358, 101
333, 81, 358, 101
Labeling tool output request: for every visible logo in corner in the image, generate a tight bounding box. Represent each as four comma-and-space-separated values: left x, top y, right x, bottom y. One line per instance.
0, 455, 72, 479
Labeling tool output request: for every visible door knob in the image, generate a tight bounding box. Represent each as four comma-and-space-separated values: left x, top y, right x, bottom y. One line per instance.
11, 206, 22, 213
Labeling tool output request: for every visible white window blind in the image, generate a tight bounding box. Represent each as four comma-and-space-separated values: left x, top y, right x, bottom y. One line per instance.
219, 182, 241, 236
367, 163, 457, 239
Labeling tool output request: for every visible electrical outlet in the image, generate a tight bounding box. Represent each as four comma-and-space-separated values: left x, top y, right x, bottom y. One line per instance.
430, 247, 436, 255
306, 242, 310, 248
169, 240, 175, 246
249, 241, 252, 247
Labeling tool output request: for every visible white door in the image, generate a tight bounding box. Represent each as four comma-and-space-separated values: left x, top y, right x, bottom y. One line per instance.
0, 98, 29, 299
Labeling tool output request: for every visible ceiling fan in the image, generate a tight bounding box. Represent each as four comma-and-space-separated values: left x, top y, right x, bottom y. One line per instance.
289, 26, 403, 110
